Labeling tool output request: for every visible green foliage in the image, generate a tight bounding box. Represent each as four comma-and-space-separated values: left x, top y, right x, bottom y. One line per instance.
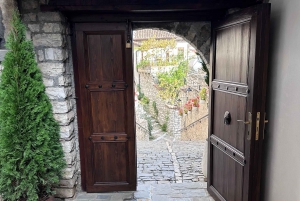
136, 37, 179, 68
157, 61, 188, 104
200, 88, 207, 100
137, 84, 144, 100
152, 101, 159, 119
161, 112, 169, 132
0, 13, 66, 201
141, 96, 150, 105
137, 60, 150, 69
161, 123, 167, 132
147, 117, 153, 136
197, 53, 209, 86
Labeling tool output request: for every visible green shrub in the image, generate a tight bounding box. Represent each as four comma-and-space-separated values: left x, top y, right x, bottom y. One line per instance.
152, 101, 159, 118
141, 96, 150, 105
200, 88, 207, 100
0, 13, 66, 201
147, 118, 153, 136
137, 84, 144, 100
137, 60, 150, 69
161, 123, 167, 132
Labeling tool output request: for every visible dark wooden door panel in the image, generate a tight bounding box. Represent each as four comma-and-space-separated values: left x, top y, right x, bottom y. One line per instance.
212, 91, 246, 152
208, 4, 270, 201
87, 34, 124, 82
74, 23, 136, 192
215, 21, 250, 84
90, 91, 126, 133
212, 147, 243, 201
92, 141, 128, 183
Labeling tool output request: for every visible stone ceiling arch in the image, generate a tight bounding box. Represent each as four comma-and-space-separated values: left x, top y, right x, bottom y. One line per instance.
133, 22, 211, 65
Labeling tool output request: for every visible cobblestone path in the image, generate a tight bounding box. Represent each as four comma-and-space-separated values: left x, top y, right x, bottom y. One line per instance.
68, 140, 214, 201
137, 141, 205, 184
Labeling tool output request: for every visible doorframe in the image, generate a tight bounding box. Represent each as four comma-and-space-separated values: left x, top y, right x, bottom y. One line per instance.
66, 5, 265, 192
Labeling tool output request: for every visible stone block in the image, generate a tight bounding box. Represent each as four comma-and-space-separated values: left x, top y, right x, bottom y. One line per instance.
63, 149, 76, 165
28, 24, 40, 32
62, 164, 76, 180
54, 187, 76, 198
60, 122, 75, 139
52, 100, 72, 114
61, 137, 76, 153
58, 75, 72, 86
59, 174, 78, 188
37, 50, 44, 61
43, 77, 54, 87
23, 13, 37, 22
39, 0, 48, 5
22, 1, 39, 10
38, 12, 65, 22
45, 48, 67, 61
43, 23, 62, 32
33, 34, 64, 47
54, 111, 75, 126
46, 87, 72, 100
39, 63, 65, 76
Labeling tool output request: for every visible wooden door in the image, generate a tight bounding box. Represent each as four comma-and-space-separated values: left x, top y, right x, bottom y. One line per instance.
74, 23, 136, 192
208, 4, 270, 201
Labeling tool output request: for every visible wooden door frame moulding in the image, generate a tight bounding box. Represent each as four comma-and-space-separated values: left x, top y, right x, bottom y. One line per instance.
41, 0, 263, 12
65, 2, 266, 192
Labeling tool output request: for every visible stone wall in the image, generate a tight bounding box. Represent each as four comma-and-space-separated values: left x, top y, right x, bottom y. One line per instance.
138, 69, 171, 128
18, 0, 78, 198
180, 104, 208, 141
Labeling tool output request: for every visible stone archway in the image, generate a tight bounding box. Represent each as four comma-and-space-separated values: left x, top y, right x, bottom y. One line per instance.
133, 22, 211, 65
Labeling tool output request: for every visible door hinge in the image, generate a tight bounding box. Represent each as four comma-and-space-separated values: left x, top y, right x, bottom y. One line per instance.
255, 112, 261, 140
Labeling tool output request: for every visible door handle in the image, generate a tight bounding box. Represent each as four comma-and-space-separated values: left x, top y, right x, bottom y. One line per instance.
237, 120, 251, 125
237, 112, 252, 140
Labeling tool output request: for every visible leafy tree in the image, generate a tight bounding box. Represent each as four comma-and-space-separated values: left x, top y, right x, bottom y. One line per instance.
157, 61, 188, 104
197, 53, 209, 86
0, 13, 66, 201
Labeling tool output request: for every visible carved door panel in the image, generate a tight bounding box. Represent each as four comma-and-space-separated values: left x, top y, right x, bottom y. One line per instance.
208, 4, 270, 201
74, 23, 136, 192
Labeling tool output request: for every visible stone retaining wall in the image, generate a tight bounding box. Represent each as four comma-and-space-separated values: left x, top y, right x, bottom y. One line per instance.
180, 104, 208, 141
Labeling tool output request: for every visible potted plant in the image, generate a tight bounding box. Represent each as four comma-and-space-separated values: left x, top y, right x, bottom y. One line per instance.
183, 106, 188, 116
0, 13, 66, 201
200, 88, 207, 103
184, 103, 192, 114
192, 98, 200, 111
178, 108, 184, 116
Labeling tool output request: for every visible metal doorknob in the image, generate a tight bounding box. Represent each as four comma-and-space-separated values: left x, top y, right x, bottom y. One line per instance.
237, 120, 251, 125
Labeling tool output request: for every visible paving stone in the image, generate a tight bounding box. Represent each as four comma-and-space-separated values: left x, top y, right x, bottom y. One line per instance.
69, 140, 213, 201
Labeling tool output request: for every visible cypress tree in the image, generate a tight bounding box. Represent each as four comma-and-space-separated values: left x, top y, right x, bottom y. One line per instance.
0, 12, 66, 201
